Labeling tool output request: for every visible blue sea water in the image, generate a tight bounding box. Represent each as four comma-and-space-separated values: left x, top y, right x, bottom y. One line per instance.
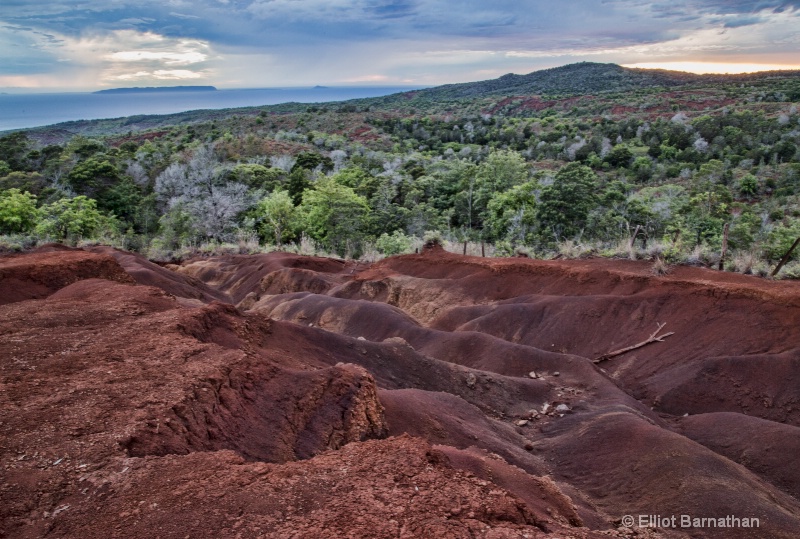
0, 86, 421, 131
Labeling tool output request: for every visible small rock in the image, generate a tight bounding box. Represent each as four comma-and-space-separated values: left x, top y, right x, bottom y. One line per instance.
357, 336, 366, 341
553, 371, 560, 377
541, 403, 550, 414
524, 443, 534, 451
528, 371, 538, 379
465, 373, 477, 389
555, 404, 570, 413
383, 336, 410, 347
516, 420, 529, 427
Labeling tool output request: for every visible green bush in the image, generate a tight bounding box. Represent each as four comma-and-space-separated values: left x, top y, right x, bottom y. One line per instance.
0, 189, 38, 234
375, 230, 413, 255
764, 220, 800, 261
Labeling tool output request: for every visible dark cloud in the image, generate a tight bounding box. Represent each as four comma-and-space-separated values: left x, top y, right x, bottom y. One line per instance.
690, 0, 800, 14
369, 0, 418, 19
723, 15, 765, 27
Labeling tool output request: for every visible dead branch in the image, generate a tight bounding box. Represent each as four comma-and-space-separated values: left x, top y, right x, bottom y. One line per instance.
771, 236, 800, 277
593, 322, 674, 364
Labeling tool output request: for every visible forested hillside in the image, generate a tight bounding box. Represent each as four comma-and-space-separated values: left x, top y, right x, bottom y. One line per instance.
2, 62, 800, 276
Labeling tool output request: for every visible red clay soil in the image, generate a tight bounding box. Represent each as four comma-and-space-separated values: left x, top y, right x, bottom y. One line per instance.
2, 245, 800, 538
0, 245, 134, 305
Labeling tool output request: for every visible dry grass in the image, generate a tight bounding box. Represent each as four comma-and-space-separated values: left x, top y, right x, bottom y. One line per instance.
651, 257, 670, 276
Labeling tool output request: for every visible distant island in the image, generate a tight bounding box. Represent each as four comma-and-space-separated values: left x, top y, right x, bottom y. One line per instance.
94, 86, 217, 94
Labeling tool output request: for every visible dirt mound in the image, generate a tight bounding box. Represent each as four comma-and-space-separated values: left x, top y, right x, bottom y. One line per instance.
536, 409, 800, 538
4, 247, 800, 538
0, 247, 134, 305
124, 362, 388, 462
41, 436, 614, 539
87, 245, 230, 304
678, 412, 800, 500
650, 351, 800, 426
174, 251, 352, 305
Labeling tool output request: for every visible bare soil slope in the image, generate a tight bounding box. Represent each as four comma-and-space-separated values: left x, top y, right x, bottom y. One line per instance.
2, 245, 799, 538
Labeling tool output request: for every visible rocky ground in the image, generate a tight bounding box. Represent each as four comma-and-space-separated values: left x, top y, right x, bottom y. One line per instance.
1, 244, 799, 538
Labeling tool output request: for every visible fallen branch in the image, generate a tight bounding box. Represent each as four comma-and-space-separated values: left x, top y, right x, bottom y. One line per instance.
593, 322, 674, 364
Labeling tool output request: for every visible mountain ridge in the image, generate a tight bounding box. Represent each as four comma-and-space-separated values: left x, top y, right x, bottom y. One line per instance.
392, 61, 800, 100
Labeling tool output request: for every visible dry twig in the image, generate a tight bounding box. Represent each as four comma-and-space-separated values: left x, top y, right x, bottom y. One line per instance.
593, 322, 674, 364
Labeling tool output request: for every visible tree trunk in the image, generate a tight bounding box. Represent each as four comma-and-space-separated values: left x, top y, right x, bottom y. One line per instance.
718, 222, 729, 271
463, 241, 467, 255
481, 240, 485, 257
630, 225, 641, 248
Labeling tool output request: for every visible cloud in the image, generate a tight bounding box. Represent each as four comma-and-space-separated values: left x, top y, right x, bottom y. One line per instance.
1, 0, 799, 89
108, 49, 208, 66
115, 69, 207, 80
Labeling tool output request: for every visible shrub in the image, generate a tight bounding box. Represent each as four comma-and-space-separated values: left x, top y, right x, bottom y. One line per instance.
375, 230, 413, 256
0, 188, 38, 234
651, 257, 670, 276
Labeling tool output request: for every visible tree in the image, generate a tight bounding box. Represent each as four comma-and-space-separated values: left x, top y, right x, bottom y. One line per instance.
765, 219, 800, 261
190, 183, 253, 241
66, 157, 122, 200
230, 163, 284, 191
0, 189, 38, 234
256, 190, 295, 245
473, 150, 529, 224
738, 174, 759, 198
154, 145, 253, 240
679, 188, 731, 246
102, 177, 144, 229
287, 168, 312, 206
536, 163, 599, 242
484, 181, 537, 244
299, 178, 370, 255
292, 151, 333, 173
0, 132, 32, 171
36, 196, 110, 240
631, 156, 653, 182
331, 167, 378, 198
606, 144, 633, 168
157, 202, 197, 249
0, 171, 47, 195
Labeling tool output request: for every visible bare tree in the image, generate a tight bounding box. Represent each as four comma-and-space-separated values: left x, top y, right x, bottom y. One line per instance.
270, 155, 296, 172
154, 144, 254, 240
126, 161, 149, 187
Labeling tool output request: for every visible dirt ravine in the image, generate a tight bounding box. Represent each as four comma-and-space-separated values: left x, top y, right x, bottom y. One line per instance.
2, 244, 799, 538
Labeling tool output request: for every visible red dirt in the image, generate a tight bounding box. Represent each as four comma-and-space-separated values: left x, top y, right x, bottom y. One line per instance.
0, 245, 134, 305
2, 246, 800, 538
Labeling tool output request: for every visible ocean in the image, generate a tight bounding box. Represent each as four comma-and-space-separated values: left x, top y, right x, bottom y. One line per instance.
0, 86, 421, 131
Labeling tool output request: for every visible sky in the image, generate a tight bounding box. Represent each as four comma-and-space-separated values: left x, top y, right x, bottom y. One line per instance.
2, 0, 800, 91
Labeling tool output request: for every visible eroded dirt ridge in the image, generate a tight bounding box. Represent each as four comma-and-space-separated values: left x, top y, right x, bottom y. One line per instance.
2, 245, 799, 538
